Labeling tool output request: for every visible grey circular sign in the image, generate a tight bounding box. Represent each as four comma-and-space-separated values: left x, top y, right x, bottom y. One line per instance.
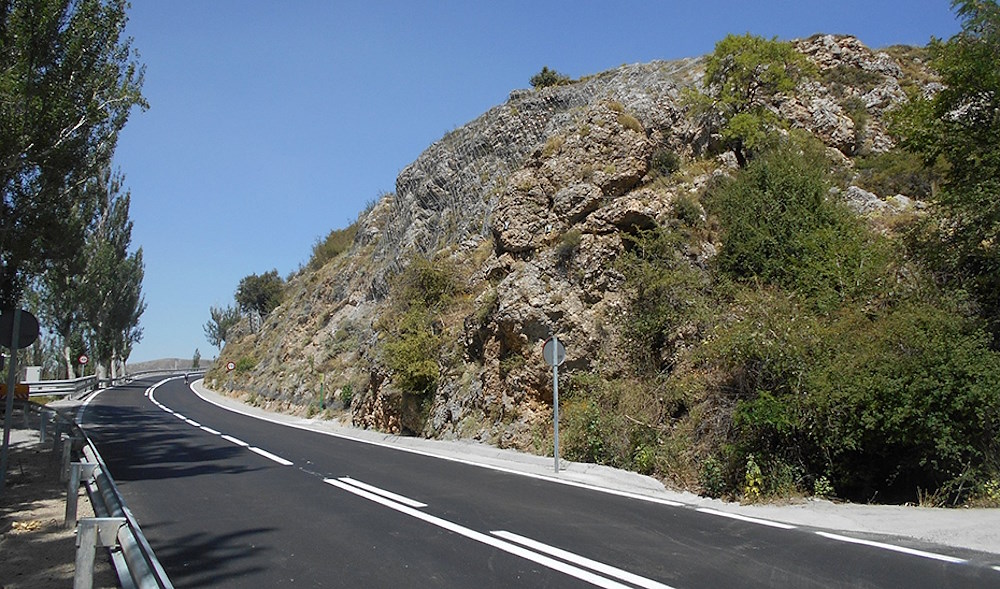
542, 337, 566, 367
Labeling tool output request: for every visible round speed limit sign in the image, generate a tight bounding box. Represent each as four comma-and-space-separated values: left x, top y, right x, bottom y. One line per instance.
226, 361, 236, 372
78, 354, 89, 365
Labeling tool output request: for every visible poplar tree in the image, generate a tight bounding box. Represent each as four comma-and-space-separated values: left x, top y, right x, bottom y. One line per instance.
0, 0, 146, 310
81, 168, 145, 378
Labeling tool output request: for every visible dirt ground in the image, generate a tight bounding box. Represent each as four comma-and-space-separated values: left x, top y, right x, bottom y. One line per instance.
0, 426, 118, 589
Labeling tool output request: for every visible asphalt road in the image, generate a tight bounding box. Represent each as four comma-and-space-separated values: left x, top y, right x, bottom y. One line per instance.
80, 377, 1000, 588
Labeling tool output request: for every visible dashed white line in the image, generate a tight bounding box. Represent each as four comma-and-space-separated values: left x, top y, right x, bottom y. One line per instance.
336, 477, 427, 508
815, 532, 967, 564
148, 381, 292, 468
221, 434, 249, 447
695, 508, 797, 530
249, 447, 293, 466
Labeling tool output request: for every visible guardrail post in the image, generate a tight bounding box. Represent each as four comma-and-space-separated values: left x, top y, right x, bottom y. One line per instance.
66, 462, 98, 528
39, 411, 48, 444
60, 435, 81, 483
52, 420, 64, 453
75, 517, 125, 589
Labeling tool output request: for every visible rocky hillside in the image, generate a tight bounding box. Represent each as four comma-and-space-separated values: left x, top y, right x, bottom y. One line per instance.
208, 35, 977, 501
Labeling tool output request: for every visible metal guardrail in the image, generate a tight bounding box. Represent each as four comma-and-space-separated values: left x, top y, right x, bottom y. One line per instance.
26, 370, 206, 399
15, 400, 173, 589
26, 376, 97, 399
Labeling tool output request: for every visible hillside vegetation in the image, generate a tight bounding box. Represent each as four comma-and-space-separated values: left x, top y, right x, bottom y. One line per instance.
207, 9, 1000, 507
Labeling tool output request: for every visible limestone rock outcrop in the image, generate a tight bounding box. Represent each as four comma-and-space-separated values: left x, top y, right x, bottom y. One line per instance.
209, 35, 934, 451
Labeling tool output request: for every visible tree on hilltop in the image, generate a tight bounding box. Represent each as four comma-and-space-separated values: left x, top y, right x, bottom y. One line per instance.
235, 270, 284, 331
204, 305, 240, 351
530, 66, 571, 89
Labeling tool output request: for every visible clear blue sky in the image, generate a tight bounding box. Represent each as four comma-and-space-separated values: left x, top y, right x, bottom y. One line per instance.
116, 0, 963, 363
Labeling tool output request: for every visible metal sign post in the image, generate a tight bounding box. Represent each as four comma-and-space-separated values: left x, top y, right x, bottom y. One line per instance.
542, 335, 567, 473
1, 309, 40, 496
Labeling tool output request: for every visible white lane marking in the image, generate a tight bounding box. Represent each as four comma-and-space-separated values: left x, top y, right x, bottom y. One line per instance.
815, 532, 967, 564
249, 447, 294, 466
695, 508, 796, 530
492, 530, 676, 589
221, 434, 250, 447
188, 381, 684, 508
337, 477, 427, 508
147, 382, 293, 468
324, 478, 655, 589
992, 565, 1000, 573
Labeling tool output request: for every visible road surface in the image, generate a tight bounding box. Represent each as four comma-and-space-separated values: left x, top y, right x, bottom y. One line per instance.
80, 377, 1000, 588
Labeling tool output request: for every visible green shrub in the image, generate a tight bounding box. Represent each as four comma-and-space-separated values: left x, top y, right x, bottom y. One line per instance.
378, 255, 460, 396
707, 140, 890, 311
650, 148, 681, 178
854, 148, 940, 200
618, 228, 712, 372
814, 476, 835, 499
743, 454, 763, 502
671, 193, 703, 227
530, 66, 571, 88
309, 222, 359, 270
400, 256, 457, 308
381, 307, 441, 396
234, 357, 256, 374
699, 455, 726, 498
701, 286, 1000, 503
821, 64, 883, 97
562, 399, 612, 464
340, 383, 354, 409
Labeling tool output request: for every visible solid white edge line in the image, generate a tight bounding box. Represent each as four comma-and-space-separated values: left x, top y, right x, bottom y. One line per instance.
696, 508, 797, 530
337, 477, 428, 508
324, 478, 639, 589
815, 532, 967, 564
492, 530, 677, 589
249, 447, 293, 466
188, 380, 684, 509
221, 434, 249, 447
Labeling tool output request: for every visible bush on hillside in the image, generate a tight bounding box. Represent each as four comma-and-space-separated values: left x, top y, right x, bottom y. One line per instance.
378, 255, 460, 397
706, 140, 891, 311
309, 222, 359, 270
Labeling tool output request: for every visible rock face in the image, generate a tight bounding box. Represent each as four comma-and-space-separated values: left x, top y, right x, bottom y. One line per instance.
210, 35, 935, 450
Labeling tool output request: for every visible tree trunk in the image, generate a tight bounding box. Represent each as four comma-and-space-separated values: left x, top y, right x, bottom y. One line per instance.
63, 345, 75, 379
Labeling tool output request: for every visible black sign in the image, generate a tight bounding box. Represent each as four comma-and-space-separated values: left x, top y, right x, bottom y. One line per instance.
0, 310, 40, 350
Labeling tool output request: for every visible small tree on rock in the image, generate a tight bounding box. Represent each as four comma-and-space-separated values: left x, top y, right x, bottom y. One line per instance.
530, 66, 570, 89
691, 33, 813, 167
